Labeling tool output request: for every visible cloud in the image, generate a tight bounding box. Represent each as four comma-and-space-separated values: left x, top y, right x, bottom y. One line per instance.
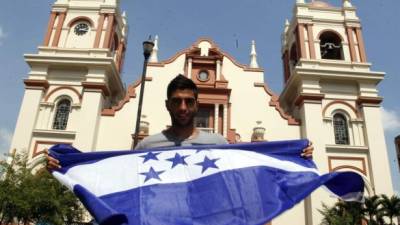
381, 107, 400, 131
0, 26, 5, 46
0, 127, 12, 157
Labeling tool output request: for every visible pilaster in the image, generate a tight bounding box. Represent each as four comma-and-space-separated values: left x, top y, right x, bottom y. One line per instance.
359, 102, 394, 195
73, 83, 106, 151
10, 80, 48, 157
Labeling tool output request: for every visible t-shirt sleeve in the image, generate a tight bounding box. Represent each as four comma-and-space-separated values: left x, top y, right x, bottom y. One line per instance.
134, 139, 146, 150
211, 133, 229, 145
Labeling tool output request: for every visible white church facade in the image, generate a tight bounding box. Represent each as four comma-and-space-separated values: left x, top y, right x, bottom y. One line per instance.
9, 0, 395, 224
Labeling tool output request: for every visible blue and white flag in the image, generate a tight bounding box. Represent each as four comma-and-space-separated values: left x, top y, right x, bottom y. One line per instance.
49, 139, 364, 225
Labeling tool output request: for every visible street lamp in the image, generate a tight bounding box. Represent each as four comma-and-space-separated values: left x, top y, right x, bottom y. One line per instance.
133, 40, 154, 148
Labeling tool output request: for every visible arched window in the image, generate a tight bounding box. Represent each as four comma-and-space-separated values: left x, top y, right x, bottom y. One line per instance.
52, 99, 71, 130
333, 113, 349, 145
319, 31, 343, 60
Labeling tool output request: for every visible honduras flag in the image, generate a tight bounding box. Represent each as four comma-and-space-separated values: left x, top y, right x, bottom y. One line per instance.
49, 139, 364, 225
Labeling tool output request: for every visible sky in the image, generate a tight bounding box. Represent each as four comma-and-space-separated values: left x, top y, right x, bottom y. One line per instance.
0, 0, 398, 193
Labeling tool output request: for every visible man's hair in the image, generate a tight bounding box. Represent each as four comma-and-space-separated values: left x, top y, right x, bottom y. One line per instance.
167, 74, 198, 99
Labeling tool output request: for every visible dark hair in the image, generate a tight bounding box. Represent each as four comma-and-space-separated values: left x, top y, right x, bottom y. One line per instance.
167, 74, 198, 99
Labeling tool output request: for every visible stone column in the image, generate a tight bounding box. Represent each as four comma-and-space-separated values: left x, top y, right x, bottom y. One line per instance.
223, 104, 228, 137
188, 58, 193, 79
214, 104, 219, 133
216, 59, 221, 80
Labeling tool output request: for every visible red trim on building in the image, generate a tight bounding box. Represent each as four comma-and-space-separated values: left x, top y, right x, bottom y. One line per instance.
316, 29, 345, 42
67, 16, 95, 28
43, 12, 57, 46
322, 100, 361, 118
297, 23, 307, 59
94, 14, 105, 48
254, 82, 300, 125
103, 14, 115, 49
294, 93, 325, 107
101, 77, 153, 116
24, 79, 50, 90
82, 82, 111, 97
356, 96, 383, 105
346, 27, 357, 62
51, 12, 66, 47
328, 156, 367, 176
44, 86, 82, 102
355, 27, 367, 62
306, 24, 316, 59
33, 140, 72, 158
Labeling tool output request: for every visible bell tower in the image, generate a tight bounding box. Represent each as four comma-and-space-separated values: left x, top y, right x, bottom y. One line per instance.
279, 0, 394, 224
10, 0, 128, 160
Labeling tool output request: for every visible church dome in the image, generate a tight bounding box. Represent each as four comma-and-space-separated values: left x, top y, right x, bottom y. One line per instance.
309, 1, 333, 8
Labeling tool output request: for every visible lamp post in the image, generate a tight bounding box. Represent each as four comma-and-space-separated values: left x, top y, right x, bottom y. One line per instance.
133, 40, 154, 148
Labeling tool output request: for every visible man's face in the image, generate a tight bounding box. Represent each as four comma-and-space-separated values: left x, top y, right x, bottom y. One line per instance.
166, 89, 198, 127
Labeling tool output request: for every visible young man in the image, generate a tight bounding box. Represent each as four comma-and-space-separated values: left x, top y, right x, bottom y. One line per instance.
134, 74, 227, 149
47, 74, 312, 169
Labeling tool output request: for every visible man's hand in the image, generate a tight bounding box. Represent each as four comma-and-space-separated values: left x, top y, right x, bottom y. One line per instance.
44, 149, 61, 170
301, 141, 314, 158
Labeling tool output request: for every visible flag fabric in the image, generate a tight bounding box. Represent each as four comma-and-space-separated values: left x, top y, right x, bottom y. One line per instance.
49, 139, 364, 225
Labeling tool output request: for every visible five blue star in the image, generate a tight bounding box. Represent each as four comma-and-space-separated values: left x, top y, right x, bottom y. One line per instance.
166, 153, 189, 168
140, 152, 161, 163
140, 167, 165, 182
195, 156, 220, 173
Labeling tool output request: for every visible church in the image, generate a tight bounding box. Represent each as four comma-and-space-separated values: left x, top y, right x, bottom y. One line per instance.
9, 0, 395, 224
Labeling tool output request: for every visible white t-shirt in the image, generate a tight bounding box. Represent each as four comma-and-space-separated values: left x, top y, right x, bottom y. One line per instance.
135, 130, 228, 150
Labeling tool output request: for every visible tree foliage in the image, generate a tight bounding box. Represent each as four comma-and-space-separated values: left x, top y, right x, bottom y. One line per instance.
0, 151, 84, 225
320, 195, 400, 225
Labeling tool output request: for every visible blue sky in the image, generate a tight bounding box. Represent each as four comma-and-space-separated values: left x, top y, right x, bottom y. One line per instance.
0, 0, 398, 193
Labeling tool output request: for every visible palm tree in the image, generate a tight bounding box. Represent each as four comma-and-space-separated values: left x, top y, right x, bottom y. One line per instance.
379, 194, 400, 225
319, 201, 364, 225
363, 195, 382, 225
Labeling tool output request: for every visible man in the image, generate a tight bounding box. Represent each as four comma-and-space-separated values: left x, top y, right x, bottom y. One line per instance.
47, 74, 312, 169
135, 74, 228, 149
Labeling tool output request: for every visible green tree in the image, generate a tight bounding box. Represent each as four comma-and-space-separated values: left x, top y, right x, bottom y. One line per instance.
0, 151, 84, 225
319, 201, 364, 225
379, 194, 400, 225
364, 195, 383, 225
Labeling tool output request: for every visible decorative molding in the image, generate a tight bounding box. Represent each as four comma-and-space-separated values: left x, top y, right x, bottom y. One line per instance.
294, 93, 325, 106
101, 77, 153, 116
24, 79, 49, 90
254, 82, 300, 125
316, 29, 345, 42
328, 156, 367, 176
67, 16, 95, 28
322, 100, 360, 118
82, 82, 110, 96
148, 37, 264, 72
44, 86, 82, 102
